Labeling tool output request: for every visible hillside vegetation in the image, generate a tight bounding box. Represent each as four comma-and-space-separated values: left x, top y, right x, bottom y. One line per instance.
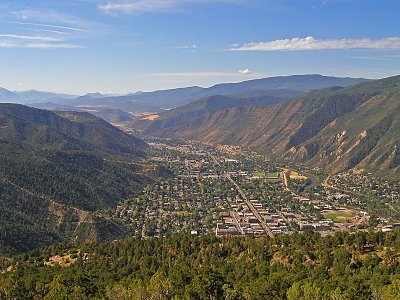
0, 104, 149, 253
2, 232, 400, 299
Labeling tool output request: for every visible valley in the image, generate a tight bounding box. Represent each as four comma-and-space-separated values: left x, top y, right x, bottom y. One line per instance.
2, 132, 400, 299
1, 75, 399, 255
1, 78, 400, 299
1, 0, 399, 298
114, 134, 400, 239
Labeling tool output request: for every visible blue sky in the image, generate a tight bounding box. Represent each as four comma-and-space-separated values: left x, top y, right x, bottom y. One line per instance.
0, 0, 399, 94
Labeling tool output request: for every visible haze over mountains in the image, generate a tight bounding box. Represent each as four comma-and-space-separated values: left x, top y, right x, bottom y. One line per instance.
1, 75, 367, 123
0, 88, 78, 104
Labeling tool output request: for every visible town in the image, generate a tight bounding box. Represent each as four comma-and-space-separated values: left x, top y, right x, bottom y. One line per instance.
115, 136, 400, 238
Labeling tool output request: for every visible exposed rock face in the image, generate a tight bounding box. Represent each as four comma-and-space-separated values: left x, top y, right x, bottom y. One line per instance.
133, 75, 400, 175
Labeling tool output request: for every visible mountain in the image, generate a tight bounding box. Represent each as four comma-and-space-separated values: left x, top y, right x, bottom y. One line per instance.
132, 93, 289, 132
200, 74, 367, 96
133, 75, 400, 175
0, 88, 20, 103
123, 74, 367, 109
0, 88, 77, 104
0, 104, 149, 253
31, 102, 136, 124
34, 75, 368, 117
88, 108, 135, 123
287, 77, 400, 174
81, 92, 110, 99
16, 90, 77, 103
0, 104, 146, 157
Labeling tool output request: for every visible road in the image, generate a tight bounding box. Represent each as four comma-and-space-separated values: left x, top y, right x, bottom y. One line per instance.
282, 170, 290, 192
322, 175, 365, 197
281, 169, 301, 198
282, 168, 319, 195
141, 210, 148, 239
208, 152, 274, 238
231, 213, 245, 235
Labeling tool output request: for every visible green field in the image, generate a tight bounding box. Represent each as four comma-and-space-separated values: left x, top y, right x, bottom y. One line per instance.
252, 171, 265, 177
266, 172, 279, 179
323, 210, 356, 223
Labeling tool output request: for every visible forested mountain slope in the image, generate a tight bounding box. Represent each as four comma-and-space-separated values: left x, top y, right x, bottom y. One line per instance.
2, 232, 400, 299
0, 104, 149, 253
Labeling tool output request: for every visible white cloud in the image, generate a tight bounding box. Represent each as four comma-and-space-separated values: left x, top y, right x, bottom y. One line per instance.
11, 10, 87, 30
0, 40, 81, 49
229, 36, 400, 51
23, 43, 82, 49
6, 9, 102, 50
39, 29, 72, 36
0, 34, 62, 41
99, 0, 180, 13
98, 0, 242, 14
177, 44, 197, 49
0, 31, 79, 49
353, 56, 388, 61
354, 53, 400, 60
11, 21, 84, 32
0, 41, 14, 48
239, 69, 252, 75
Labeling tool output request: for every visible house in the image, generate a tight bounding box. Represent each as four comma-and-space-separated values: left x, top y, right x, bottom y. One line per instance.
300, 223, 314, 231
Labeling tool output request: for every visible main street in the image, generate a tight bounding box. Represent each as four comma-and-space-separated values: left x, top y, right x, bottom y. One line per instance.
208, 152, 274, 238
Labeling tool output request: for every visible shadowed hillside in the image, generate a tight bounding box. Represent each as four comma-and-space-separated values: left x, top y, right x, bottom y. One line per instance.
0, 104, 149, 253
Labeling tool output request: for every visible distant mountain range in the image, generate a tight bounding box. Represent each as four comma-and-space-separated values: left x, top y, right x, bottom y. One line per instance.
78, 74, 366, 110
132, 75, 400, 175
0, 88, 78, 104
1, 75, 368, 123
0, 104, 149, 253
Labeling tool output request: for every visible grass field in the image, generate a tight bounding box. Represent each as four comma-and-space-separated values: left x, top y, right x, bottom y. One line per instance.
253, 171, 265, 177
323, 210, 357, 223
267, 172, 279, 179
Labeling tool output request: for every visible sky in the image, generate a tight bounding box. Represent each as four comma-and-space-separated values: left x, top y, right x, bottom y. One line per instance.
0, 0, 399, 95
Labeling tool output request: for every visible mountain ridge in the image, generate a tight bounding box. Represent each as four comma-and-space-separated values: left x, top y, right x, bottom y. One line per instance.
24, 75, 368, 120
131, 75, 400, 175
